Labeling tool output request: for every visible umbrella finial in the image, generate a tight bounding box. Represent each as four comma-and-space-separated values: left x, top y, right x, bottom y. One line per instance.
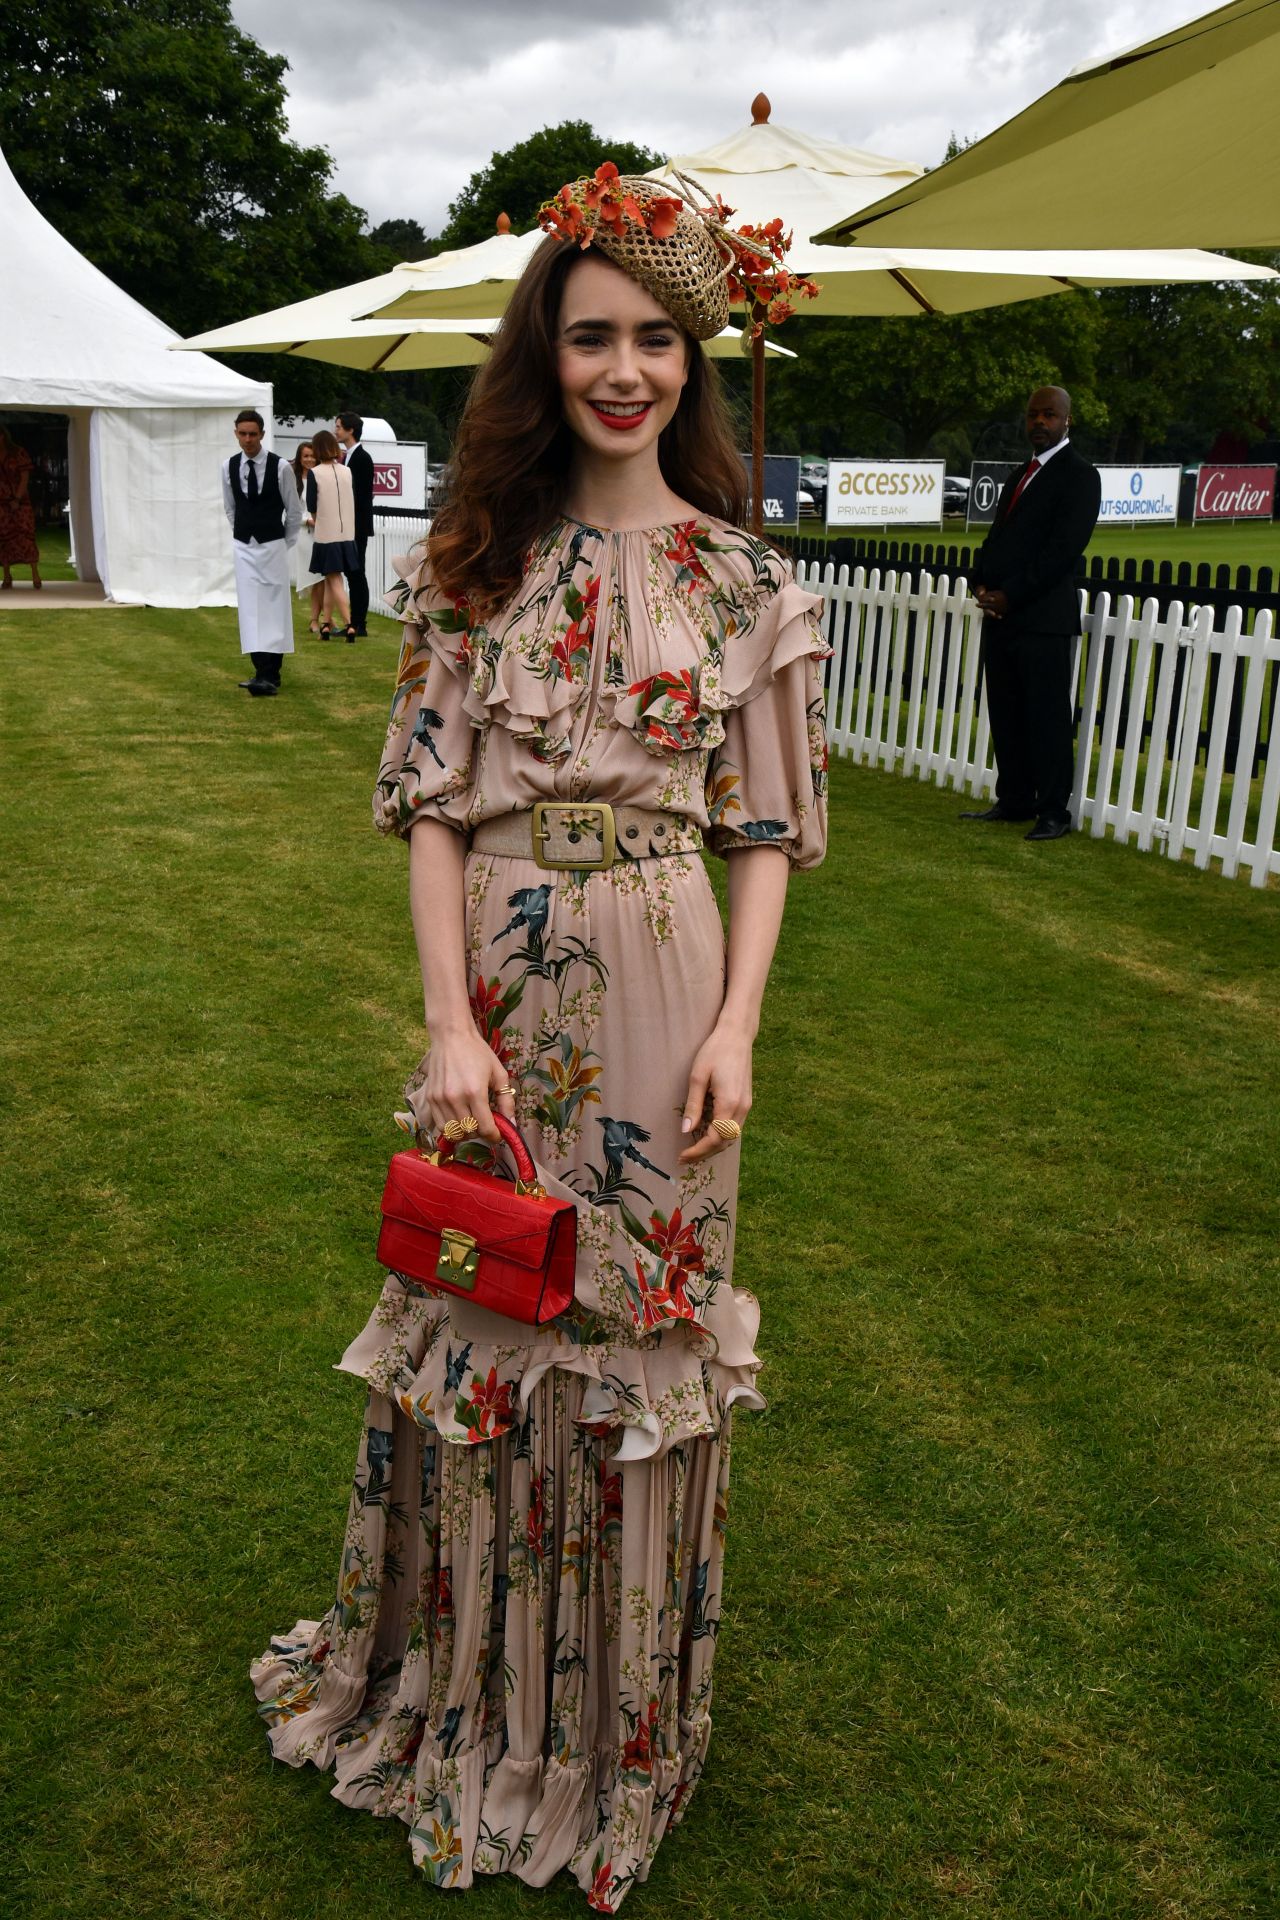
496, 211, 511, 234
751, 93, 771, 125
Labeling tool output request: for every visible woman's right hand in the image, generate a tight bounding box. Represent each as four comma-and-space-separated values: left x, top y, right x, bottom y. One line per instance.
423, 1021, 515, 1144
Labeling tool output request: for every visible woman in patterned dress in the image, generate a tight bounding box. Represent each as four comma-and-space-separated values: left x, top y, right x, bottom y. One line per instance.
251, 177, 829, 1912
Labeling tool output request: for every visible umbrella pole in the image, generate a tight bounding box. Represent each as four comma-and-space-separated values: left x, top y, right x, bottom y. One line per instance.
751, 305, 766, 536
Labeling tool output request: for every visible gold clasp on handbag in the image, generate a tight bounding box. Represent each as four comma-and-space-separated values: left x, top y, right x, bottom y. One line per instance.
532, 801, 617, 872
436, 1229, 479, 1289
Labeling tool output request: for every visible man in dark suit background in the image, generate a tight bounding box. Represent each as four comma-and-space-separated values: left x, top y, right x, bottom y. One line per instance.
335, 411, 375, 636
962, 386, 1101, 842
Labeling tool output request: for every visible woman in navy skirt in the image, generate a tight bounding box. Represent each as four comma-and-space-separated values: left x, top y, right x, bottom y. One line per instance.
307, 429, 359, 640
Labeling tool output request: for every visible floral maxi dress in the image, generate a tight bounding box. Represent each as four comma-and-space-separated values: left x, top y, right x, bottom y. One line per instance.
251, 515, 830, 1911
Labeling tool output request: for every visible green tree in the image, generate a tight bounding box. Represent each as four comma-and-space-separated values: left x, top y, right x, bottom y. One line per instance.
747, 292, 1105, 461
1089, 259, 1280, 460
0, 0, 387, 411
369, 216, 431, 267
439, 120, 664, 245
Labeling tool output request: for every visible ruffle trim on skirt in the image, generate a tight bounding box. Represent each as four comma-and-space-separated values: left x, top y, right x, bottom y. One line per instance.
252, 1623, 715, 1911
334, 1270, 764, 1461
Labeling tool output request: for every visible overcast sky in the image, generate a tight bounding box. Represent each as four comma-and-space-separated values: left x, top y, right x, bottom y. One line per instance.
230, 0, 1203, 234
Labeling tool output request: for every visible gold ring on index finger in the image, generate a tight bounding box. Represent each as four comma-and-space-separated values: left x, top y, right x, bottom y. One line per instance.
711, 1116, 742, 1142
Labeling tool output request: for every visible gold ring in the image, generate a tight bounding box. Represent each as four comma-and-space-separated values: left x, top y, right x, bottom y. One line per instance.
443, 1114, 479, 1141
493, 1085, 513, 1098
711, 1116, 742, 1141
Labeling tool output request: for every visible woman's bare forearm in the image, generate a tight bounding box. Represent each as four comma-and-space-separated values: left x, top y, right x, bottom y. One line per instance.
408, 820, 472, 1034
719, 846, 790, 1037
678, 847, 790, 1161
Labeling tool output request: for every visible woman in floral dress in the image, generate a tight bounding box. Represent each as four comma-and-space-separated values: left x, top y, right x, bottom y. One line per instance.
252, 172, 829, 1912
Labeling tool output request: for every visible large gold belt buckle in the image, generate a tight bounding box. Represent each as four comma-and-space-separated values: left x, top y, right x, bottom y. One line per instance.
532, 801, 617, 872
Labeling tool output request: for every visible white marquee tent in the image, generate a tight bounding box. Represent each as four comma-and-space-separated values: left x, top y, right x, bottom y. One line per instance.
0, 144, 271, 606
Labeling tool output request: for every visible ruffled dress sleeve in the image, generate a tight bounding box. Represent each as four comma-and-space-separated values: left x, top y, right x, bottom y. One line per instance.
373, 547, 482, 839
705, 552, 831, 870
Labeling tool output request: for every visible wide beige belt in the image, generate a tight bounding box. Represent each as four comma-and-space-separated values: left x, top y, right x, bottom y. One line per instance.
470, 802, 703, 871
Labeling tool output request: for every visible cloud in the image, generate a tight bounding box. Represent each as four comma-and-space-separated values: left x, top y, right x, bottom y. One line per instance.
231, 0, 1200, 230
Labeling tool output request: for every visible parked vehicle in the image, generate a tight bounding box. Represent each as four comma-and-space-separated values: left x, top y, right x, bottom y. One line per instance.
943, 474, 971, 517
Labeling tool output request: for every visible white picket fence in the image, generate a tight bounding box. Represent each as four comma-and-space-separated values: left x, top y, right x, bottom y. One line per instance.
797, 560, 1280, 888
371, 512, 431, 607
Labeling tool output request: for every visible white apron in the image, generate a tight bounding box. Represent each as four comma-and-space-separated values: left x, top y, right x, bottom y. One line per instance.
233, 538, 294, 655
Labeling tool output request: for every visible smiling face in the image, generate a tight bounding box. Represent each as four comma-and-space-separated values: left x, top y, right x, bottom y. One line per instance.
556, 254, 689, 461
299, 443, 316, 470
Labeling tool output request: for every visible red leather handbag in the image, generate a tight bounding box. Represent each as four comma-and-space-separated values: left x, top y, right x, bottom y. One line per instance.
377, 1114, 577, 1325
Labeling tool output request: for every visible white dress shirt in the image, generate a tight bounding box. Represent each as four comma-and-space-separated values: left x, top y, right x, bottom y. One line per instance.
1020, 434, 1071, 494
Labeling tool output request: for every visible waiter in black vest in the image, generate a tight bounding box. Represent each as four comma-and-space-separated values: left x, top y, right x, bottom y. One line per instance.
962, 387, 1101, 841
222, 409, 301, 695
335, 412, 375, 636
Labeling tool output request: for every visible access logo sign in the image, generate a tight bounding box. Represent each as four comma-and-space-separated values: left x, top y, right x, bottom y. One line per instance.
1194, 464, 1277, 521
827, 460, 944, 528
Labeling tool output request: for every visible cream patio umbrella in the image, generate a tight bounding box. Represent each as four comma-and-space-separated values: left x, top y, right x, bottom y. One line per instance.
814, 0, 1280, 251
642, 92, 1279, 522
175, 243, 793, 369
360, 98, 1277, 528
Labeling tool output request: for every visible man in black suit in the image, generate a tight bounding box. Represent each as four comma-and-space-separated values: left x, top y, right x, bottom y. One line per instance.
962, 387, 1101, 841
335, 411, 375, 635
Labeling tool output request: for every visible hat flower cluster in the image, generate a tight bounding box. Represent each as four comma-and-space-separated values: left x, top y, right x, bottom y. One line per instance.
537, 161, 819, 342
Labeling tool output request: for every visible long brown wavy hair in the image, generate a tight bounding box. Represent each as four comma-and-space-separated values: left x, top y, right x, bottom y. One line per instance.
428, 236, 748, 614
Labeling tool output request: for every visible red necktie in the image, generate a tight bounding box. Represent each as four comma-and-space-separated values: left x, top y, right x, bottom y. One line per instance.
1004, 457, 1041, 515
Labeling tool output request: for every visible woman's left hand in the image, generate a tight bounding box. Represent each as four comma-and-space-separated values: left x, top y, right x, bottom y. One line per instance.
678, 1021, 753, 1164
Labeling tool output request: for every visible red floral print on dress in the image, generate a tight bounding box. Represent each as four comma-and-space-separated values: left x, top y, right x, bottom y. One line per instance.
548, 574, 599, 682
460, 1365, 517, 1440
626, 667, 704, 753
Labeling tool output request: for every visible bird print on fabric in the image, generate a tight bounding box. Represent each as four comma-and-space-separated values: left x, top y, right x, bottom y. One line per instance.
409, 706, 446, 768
444, 1342, 473, 1393
568, 1116, 672, 1209
600, 1118, 667, 1182
359, 1427, 393, 1507
492, 886, 552, 962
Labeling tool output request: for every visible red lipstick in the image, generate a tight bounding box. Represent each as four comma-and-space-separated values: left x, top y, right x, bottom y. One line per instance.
589, 401, 653, 432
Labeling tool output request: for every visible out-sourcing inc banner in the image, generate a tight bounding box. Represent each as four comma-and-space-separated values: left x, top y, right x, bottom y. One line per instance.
827, 459, 944, 528
1096, 465, 1181, 524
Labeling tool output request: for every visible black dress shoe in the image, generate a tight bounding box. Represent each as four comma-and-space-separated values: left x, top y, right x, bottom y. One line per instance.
246, 678, 279, 697
959, 803, 1035, 823
353, 626, 368, 637
1025, 815, 1071, 841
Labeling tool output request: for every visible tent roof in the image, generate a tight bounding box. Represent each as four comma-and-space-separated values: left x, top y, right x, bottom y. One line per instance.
0, 144, 270, 411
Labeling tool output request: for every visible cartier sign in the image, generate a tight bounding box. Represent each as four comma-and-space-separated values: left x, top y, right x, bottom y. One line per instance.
1194, 464, 1277, 521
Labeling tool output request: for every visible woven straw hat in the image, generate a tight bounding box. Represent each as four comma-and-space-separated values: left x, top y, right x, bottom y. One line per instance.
555, 176, 732, 341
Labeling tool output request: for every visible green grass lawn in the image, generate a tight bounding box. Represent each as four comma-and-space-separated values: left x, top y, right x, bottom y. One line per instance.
4, 600, 1279, 1919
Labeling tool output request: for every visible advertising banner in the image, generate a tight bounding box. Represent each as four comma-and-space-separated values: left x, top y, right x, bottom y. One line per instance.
373, 462, 404, 497
1194, 463, 1278, 521
966, 461, 1020, 528
740, 454, 800, 524
827, 459, 944, 528
1096, 465, 1181, 524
